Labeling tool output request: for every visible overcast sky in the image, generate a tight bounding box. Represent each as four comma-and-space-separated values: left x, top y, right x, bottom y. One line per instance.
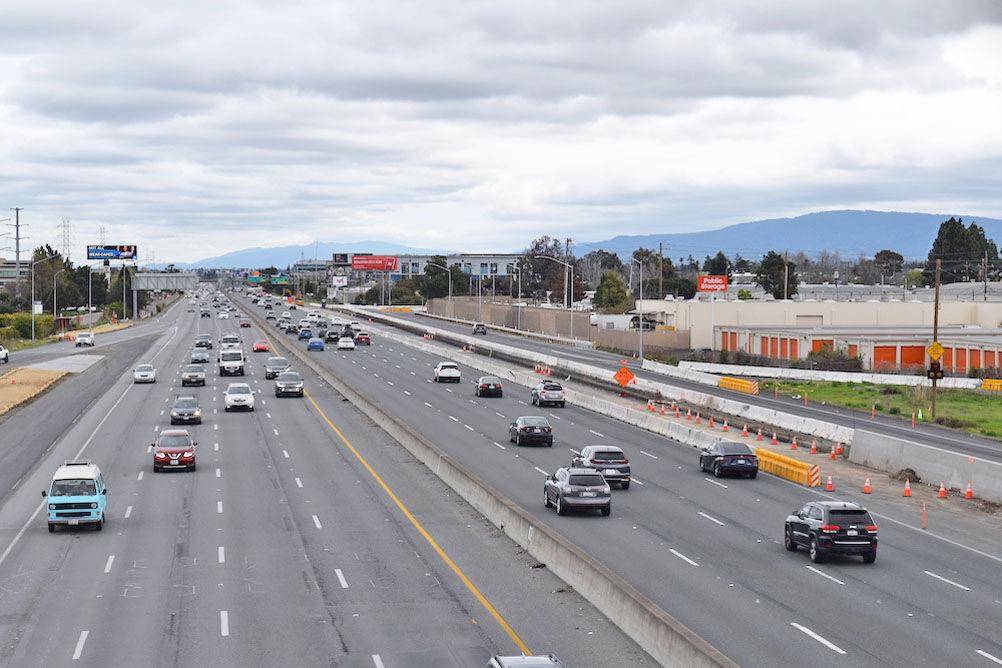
2, 1, 1001, 263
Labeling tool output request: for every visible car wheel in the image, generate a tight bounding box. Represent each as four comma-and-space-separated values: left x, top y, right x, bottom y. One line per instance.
559, 402, 565, 408
862, 550, 877, 564
224, 406, 230, 412
620, 481, 630, 490
784, 526, 797, 551
546, 440, 553, 447
543, 489, 551, 508
48, 523, 55, 533
95, 516, 103, 531
190, 463, 197, 472
498, 392, 503, 399
154, 466, 160, 473
749, 471, 758, 479
809, 536, 824, 563
713, 463, 722, 478
509, 433, 514, 443
531, 396, 536, 406
555, 495, 566, 515
600, 505, 611, 517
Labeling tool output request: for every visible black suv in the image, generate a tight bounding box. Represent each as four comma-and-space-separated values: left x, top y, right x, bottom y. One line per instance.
785, 501, 878, 564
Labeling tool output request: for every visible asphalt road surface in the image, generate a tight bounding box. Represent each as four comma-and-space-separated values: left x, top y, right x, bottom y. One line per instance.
269, 297, 1002, 667
0, 297, 652, 667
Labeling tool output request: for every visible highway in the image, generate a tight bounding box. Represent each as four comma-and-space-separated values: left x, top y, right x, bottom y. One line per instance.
258, 297, 1002, 666
389, 311, 1002, 463
0, 297, 650, 667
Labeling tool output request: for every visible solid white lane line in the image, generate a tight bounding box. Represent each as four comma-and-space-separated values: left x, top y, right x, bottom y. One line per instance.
218, 546, 225, 564
790, 622, 846, 654
639, 450, 658, 459
283, 449, 289, 458
424, 402, 433, 408
295, 477, 303, 488
372, 655, 385, 668
217, 501, 223, 514
312, 515, 322, 529
806, 565, 845, 585
220, 611, 229, 637
924, 570, 971, 591
448, 415, 459, 422
669, 548, 699, 566
464, 425, 475, 431
495, 412, 506, 418
215, 468, 221, 478
533, 467, 549, 476
589, 429, 604, 438
124, 506, 132, 519
72, 631, 89, 660
334, 568, 349, 589
137, 471, 144, 481
214, 442, 219, 451
704, 478, 728, 489
493, 442, 506, 450
977, 650, 1002, 665
103, 555, 115, 574
698, 511, 725, 526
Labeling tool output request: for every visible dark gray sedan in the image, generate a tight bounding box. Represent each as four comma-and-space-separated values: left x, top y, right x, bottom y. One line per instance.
543, 468, 611, 516
509, 416, 553, 447
698, 441, 759, 478
571, 445, 631, 489
264, 356, 290, 379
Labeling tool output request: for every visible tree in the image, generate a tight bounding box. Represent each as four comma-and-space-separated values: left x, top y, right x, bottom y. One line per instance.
755, 251, 797, 299
905, 268, 924, 288
874, 249, 904, 276
576, 250, 623, 288
733, 255, 752, 272
520, 236, 570, 300
702, 251, 731, 276
924, 218, 999, 284
593, 271, 628, 309
420, 255, 454, 299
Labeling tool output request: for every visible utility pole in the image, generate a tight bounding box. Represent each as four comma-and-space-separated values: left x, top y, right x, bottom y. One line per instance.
931, 258, 941, 419
565, 238, 572, 309
984, 250, 989, 301
783, 252, 789, 301
658, 241, 664, 299
8, 208, 26, 300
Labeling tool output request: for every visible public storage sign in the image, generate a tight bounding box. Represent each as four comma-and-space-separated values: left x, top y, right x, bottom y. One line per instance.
351, 255, 399, 271
697, 275, 728, 292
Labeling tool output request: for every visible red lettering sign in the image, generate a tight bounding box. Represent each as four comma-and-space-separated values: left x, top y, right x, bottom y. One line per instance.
351, 255, 399, 271
697, 275, 728, 292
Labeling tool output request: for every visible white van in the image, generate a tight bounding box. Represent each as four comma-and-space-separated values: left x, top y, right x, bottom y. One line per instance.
218, 349, 245, 376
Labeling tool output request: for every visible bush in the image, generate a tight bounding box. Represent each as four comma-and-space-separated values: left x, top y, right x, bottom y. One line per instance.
718, 349, 730, 364
888, 406, 900, 415
737, 289, 754, 300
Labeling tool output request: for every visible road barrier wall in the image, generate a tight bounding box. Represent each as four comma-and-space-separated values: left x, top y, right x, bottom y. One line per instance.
678, 361, 980, 389
718, 376, 759, 395
247, 301, 736, 667
418, 310, 590, 347
755, 449, 820, 487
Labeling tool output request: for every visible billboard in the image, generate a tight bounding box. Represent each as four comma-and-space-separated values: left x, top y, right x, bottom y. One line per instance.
271, 274, 290, 285
331, 276, 349, 287
332, 253, 350, 265
87, 244, 137, 260
697, 275, 729, 292
351, 255, 398, 271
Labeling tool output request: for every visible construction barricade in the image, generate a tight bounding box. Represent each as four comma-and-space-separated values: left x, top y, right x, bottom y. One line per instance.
755, 448, 821, 487
718, 376, 759, 395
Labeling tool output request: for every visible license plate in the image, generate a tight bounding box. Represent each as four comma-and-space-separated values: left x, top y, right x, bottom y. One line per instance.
604, 469, 618, 475
581, 491, 596, 497
171, 460, 179, 466
847, 529, 857, 536
736, 459, 746, 464
69, 519, 79, 526
533, 428, 541, 433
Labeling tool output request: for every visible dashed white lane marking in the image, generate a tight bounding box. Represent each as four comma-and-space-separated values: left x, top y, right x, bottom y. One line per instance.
273, 428, 279, 436
977, 650, 1002, 665
260, 399, 266, 405
372, 655, 385, 668
334, 568, 349, 589
632, 478, 645, 485
312, 515, 322, 529
589, 429, 604, 438
214, 443, 219, 451
137, 471, 144, 481
669, 548, 699, 566
569, 448, 579, 455
215, 468, 221, 478
790, 622, 846, 654
469, 399, 478, 405
464, 425, 475, 431
266, 412, 271, 418
373, 373, 379, 378
160, 410, 164, 416
218, 546, 225, 564
924, 570, 970, 591
698, 511, 725, 526
806, 565, 845, 585
533, 467, 549, 476
518, 400, 527, 405
448, 415, 459, 422
495, 412, 506, 418
147, 445, 153, 453
72, 631, 89, 660
640, 450, 658, 459
295, 477, 303, 488
154, 425, 160, 432
387, 381, 394, 386
704, 478, 728, 489
103, 555, 115, 574
124, 505, 132, 519
493, 442, 506, 450
410, 371, 416, 375
213, 424, 218, 431
282, 450, 289, 458
548, 413, 561, 420
403, 390, 412, 396
217, 501, 223, 514
220, 611, 230, 637
424, 402, 433, 408
445, 388, 453, 393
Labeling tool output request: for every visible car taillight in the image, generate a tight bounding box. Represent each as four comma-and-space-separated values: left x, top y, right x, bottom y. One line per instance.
544, 427, 551, 433
521, 427, 531, 432
865, 525, 878, 532
480, 384, 488, 388
820, 525, 840, 533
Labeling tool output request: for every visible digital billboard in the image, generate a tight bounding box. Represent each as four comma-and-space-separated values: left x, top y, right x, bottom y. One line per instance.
87, 245, 137, 260
332, 253, 350, 265
351, 255, 398, 271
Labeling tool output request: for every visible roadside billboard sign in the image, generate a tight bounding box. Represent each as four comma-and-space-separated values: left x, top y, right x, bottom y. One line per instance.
331, 276, 348, 287
351, 255, 398, 271
332, 253, 350, 265
697, 275, 728, 292
87, 245, 137, 260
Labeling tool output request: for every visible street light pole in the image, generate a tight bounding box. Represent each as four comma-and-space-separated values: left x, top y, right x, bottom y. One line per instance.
534, 254, 575, 340
53, 268, 66, 324
426, 261, 453, 316
633, 258, 644, 359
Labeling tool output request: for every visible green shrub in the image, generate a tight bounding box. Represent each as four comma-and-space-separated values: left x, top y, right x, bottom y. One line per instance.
888, 406, 900, 415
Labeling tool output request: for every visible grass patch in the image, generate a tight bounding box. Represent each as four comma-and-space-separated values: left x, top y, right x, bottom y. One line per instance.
763, 379, 1002, 439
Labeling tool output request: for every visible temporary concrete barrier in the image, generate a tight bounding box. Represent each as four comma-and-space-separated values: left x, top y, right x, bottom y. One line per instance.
677, 361, 980, 389
848, 430, 1002, 504
245, 300, 735, 667
418, 309, 593, 348
718, 376, 759, 395
642, 358, 721, 386
755, 449, 821, 487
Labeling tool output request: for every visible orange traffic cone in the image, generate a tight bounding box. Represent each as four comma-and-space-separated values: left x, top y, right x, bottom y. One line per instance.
829, 447, 836, 461
646, 400, 654, 412
695, 412, 701, 424
965, 482, 973, 500
675, 407, 681, 418
722, 419, 729, 433
903, 479, 912, 497
708, 417, 715, 429
770, 431, 778, 445
741, 424, 748, 437
863, 478, 872, 494
836, 443, 843, 455
825, 476, 834, 492
790, 437, 798, 450
756, 427, 763, 441
810, 439, 817, 455
659, 405, 667, 416
686, 409, 692, 421
937, 481, 947, 499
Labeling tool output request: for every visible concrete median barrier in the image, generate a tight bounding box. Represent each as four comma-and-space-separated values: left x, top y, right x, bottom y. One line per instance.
247, 302, 736, 667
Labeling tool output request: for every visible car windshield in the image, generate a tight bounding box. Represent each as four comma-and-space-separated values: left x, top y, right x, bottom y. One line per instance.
158, 435, 191, 448
135, 365, 153, 372
192, 352, 208, 360
480, 377, 501, 384
196, 335, 209, 341
175, 399, 197, 409
440, 363, 458, 370
521, 417, 549, 427
543, 384, 563, 391
592, 450, 625, 461
718, 443, 753, 455
221, 352, 242, 361
267, 358, 288, 367
228, 385, 251, 395
830, 509, 874, 525
277, 372, 302, 382
50, 479, 97, 497
184, 365, 202, 373
569, 474, 605, 487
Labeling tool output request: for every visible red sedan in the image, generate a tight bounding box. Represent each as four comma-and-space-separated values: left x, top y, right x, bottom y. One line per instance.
239, 319, 251, 328
252, 340, 270, 352
153, 429, 197, 472
355, 332, 371, 345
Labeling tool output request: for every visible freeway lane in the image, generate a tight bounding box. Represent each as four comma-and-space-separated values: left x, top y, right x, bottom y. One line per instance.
387, 310, 1002, 463
258, 299, 1002, 667
0, 297, 650, 666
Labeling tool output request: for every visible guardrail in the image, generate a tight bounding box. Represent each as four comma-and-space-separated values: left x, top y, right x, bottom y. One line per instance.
718, 376, 759, 395
755, 449, 821, 487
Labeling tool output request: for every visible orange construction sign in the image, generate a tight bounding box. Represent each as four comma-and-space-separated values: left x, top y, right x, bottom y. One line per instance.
613, 366, 635, 387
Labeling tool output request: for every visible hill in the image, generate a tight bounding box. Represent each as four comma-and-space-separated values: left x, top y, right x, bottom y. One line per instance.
185, 240, 449, 269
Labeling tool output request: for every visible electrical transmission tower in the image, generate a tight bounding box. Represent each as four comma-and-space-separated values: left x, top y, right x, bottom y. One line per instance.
59, 217, 73, 260
5, 208, 29, 299
97, 225, 107, 245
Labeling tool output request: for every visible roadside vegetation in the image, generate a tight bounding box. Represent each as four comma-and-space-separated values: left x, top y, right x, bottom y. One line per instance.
762, 379, 1002, 439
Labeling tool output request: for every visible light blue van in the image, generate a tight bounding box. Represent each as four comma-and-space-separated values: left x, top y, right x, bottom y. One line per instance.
42, 461, 107, 532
